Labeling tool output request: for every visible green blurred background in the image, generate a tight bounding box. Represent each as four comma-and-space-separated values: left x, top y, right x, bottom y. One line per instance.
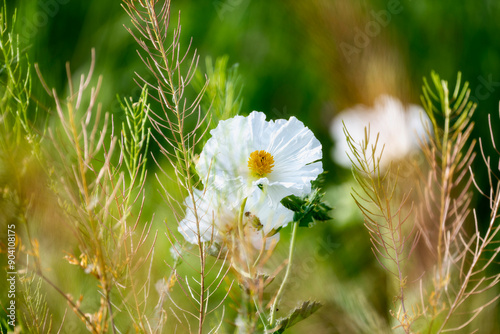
4, 0, 500, 332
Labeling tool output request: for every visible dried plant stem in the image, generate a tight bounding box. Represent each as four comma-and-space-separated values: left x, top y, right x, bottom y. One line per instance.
367, 168, 410, 332
67, 101, 90, 204
66, 93, 117, 333
387, 201, 408, 323
106, 291, 117, 334
346, 126, 418, 332
123, 0, 218, 330
417, 71, 496, 332
197, 231, 206, 334
38, 272, 98, 334
269, 221, 299, 327
436, 161, 500, 332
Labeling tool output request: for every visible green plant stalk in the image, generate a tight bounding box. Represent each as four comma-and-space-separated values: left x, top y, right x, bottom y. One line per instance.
238, 197, 249, 253
269, 221, 299, 327
236, 197, 254, 331
121, 87, 150, 211
437, 80, 450, 286
253, 231, 266, 268
238, 282, 253, 333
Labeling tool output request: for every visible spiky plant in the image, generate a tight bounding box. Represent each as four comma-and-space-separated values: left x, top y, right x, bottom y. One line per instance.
346, 125, 420, 333
347, 71, 500, 333
418, 72, 500, 332
32, 48, 156, 332
122, 0, 231, 332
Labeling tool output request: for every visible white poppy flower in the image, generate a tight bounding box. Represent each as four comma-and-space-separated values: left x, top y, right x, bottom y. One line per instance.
330, 95, 428, 170
178, 188, 293, 249
197, 111, 323, 207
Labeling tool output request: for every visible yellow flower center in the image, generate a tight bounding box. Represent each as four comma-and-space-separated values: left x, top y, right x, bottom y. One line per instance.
248, 150, 275, 177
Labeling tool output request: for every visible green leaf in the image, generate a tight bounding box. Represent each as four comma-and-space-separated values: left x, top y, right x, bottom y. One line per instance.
294, 210, 313, 227
313, 203, 332, 221
280, 195, 303, 212
280, 189, 333, 228
273, 300, 322, 333
311, 171, 327, 189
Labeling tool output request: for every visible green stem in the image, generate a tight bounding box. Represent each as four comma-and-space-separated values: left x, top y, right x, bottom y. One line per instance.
237, 197, 252, 276
437, 81, 450, 282
236, 197, 256, 333
269, 221, 299, 327
238, 198, 248, 242
253, 231, 266, 267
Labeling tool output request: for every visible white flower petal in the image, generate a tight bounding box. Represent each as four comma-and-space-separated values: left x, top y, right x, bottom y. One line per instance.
178, 187, 293, 249
246, 190, 294, 232
197, 111, 323, 206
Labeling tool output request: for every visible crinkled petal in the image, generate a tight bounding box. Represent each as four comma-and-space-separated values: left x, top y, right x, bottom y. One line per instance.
197, 111, 323, 206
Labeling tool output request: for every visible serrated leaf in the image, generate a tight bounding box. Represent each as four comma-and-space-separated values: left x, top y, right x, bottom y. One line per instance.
296, 211, 314, 228
281, 189, 333, 227
311, 171, 327, 189
273, 300, 322, 333
312, 203, 332, 221
280, 195, 304, 212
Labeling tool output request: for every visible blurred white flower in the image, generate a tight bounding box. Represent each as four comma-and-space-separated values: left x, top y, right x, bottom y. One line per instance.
178, 188, 293, 249
330, 95, 428, 170
197, 111, 323, 207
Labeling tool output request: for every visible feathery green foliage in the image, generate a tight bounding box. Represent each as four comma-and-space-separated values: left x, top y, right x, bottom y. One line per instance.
194, 55, 243, 128
0, 0, 34, 146
419, 71, 500, 333
417, 72, 479, 332
18, 275, 53, 333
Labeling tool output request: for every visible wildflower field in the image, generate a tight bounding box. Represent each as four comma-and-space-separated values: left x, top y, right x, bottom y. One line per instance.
2, 0, 500, 333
